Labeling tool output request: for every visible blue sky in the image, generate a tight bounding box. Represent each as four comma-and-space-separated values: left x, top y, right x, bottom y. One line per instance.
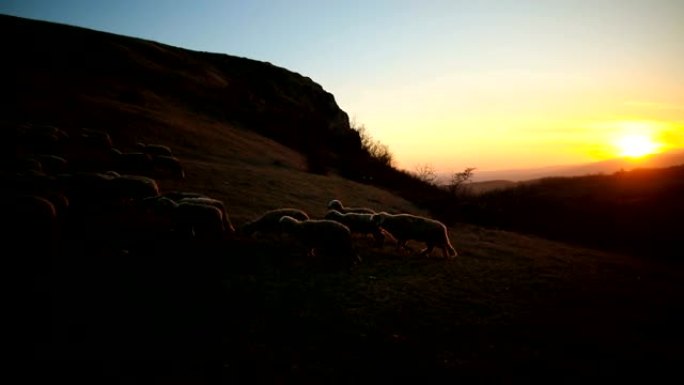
3, 0, 683, 172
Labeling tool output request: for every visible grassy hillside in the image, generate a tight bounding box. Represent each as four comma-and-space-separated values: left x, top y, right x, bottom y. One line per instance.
4, 14, 682, 384
461, 166, 684, 260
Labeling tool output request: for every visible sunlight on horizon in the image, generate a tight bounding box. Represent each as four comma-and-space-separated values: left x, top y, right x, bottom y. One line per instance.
610, 121, 668, 159
615, 133, 661, 158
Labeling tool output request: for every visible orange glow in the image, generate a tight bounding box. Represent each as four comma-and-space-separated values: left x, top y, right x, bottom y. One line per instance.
611, 122, 664, 159
615, 133, 660, 158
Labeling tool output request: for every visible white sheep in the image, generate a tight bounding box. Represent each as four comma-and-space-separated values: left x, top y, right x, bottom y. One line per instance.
178, 197, 235, 236
239, 208, 310, 237
327, 199, 375, 214
278, 216, 360, 266
324, 209, 385, 246
371, 212, 457, 258
136, 143, 174, 157
175, 201, 226, 240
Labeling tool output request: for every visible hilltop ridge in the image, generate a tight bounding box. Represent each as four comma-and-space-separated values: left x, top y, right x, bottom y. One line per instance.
2, 14, 362, 174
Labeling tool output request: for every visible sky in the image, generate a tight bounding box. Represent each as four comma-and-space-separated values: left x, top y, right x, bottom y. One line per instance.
2, 0, 683, 174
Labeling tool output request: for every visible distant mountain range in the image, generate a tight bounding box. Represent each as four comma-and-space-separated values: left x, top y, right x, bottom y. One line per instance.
457, 149, 684, 183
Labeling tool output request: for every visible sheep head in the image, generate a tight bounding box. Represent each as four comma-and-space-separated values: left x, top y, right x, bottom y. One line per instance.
327, 199, 343, 211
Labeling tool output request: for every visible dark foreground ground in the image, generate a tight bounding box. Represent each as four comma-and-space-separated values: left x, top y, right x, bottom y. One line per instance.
17, 225, 684, 384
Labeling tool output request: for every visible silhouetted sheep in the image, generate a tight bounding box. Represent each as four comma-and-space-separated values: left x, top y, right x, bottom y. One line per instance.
162, 191, 207, 201
324, 209, 385, 246
327, 199, 375, 214
109, 174, 160, 202
371, 212, 457, 258
175, 201, 226, 240
152, 155, 185, 179
279, 216, 359, 266
111, 149, 154, 175
136, 142, 174, 157
79, 128, 113, 150
239, 208, 310, 237
35, 154, 68, 175
12, 123, 69, 154
178, 197, 235, 236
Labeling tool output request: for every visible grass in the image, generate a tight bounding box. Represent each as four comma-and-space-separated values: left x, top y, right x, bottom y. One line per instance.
17, 93, 682, 384
214, 225, 683, 383
7, 15, 682, 382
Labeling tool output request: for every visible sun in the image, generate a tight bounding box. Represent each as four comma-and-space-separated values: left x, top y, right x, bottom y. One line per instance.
614, 132, 660, 158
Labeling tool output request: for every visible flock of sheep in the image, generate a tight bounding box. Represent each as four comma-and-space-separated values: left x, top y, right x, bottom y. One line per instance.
3, 122, 458, 269
241, 199, 458, 267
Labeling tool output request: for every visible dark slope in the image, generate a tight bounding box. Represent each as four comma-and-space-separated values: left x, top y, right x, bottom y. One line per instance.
2, 14, 362, 172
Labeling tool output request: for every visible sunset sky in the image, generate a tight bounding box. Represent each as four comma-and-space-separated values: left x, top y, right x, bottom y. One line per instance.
3, 0, 683, 173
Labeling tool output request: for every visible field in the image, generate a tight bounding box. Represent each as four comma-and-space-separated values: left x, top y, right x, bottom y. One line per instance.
5, 14, 682, 383
25, 131, 683, 382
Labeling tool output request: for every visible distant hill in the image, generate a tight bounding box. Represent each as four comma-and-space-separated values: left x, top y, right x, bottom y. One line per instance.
460, 164, 684, 259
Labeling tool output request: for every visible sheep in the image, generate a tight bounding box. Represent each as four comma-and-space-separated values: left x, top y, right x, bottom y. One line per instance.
111, 149, 154, 175
151, 155, 185, 179
371, 212, 457, 258
79, 128, 113, 150
162, 191, 207, 201
136, 143, 174, 157
279, 216, 360, 267
175, 201, 226, 240
327, 199, 375, 214
35, 154, 68, 175
14, 123, 69, 154
108, 174, 160, 202
324, 209, 385, 246
177, 197, 235, 236
239, 208, 310, 237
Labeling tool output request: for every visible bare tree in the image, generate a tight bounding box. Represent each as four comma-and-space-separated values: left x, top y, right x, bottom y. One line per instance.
447, 167, 476, 196
352, 120, 394, 167
413, 163, 437, 185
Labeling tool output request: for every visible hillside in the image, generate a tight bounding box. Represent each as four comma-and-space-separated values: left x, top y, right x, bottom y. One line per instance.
4, 14, 683, 384
461, 165, 684, 260
1, 14, 364, 176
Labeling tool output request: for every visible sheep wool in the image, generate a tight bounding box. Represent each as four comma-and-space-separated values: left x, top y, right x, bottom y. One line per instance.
372, 212, 457, 258
327, 199, 375, 214
279, 216, 360, 266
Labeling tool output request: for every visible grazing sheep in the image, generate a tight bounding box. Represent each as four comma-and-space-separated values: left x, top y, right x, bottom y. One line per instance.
324, 209, 385, 246
279, 216, 359, 266
111, 149, 154, 175
175, 201, 226, 240
239, 208, 310, 237
79, 128, 113, 150
108, 174, 160, 202
178, 197, 235, 236
162, 191, 207, 201
137, 143, 174, 157
35, 154, 68, 175
327, 199, 375, 214
371, 212, 457, 258
13, 123, 69, 154
152, 155, 185, 179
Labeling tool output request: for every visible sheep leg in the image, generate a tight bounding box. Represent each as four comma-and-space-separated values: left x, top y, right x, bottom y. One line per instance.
443, 245, 458, 258
419, 244, 435, 257
395, 240, 408, 253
